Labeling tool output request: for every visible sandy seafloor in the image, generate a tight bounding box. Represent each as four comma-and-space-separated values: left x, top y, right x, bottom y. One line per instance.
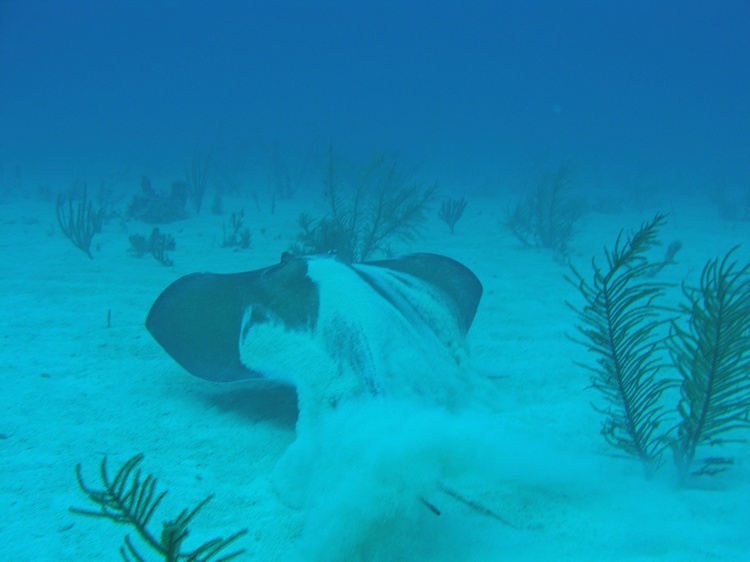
2, 190, 750, 561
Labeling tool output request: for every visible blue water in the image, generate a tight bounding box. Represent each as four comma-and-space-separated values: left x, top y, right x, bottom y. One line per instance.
2, 2, 750, 560
1, 0, 747, 195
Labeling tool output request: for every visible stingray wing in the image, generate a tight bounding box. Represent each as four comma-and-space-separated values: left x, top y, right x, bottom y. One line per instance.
146, 271, 261, 382
356, 253, 483, 337
146, 254, 317, 382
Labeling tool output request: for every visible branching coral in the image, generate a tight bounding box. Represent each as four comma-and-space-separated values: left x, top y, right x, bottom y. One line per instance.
70, 454, 247, 561
56, 184, 104, 259
291, 144, 436, 263
508, 162, 585, 262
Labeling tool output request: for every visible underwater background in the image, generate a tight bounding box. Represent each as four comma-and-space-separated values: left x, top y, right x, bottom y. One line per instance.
2, 0, 748, 192
1, 1, 749, 560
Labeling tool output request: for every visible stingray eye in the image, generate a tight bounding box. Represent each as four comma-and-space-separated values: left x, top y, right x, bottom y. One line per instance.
240, 306, 262, 341
251, 307, 269, 324
263, 252, 298, 279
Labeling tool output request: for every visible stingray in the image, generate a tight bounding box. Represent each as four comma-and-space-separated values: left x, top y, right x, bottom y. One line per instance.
147, 252, 499, 527
146, 252, 483, 413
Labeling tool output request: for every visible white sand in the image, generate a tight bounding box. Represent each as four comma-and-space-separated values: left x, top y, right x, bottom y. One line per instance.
1, 191, 749, 561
